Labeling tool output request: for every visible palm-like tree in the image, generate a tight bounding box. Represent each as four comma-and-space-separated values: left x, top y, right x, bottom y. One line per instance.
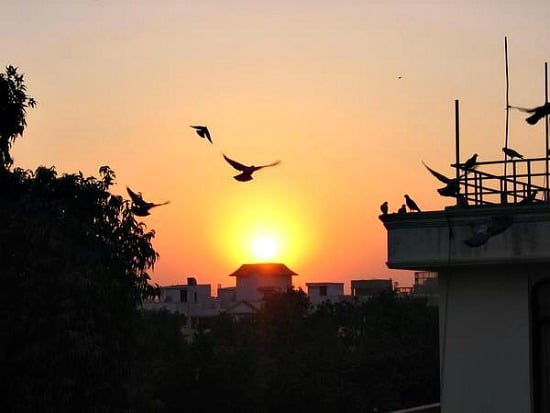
0, 65, 36, 169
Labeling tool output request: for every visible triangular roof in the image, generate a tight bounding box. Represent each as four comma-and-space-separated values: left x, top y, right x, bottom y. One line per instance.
229, 263, 298, 277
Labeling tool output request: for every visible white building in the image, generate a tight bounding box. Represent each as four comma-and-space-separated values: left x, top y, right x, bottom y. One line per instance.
382, 204, 550, 413
306, 282, 344, 305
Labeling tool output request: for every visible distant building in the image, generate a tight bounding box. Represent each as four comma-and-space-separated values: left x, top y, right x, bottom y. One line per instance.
229, 263, 297, 302
143, 277, 219, 317
306, 282, 344, 305
412, 271, 438, 304
351, 278, 393, 298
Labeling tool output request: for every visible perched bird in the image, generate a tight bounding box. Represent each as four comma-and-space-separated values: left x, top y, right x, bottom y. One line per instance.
380, 201, 389, 215
223, 154, 281, 182
404, 194, 421, 212
502, 147, 523, 159
397, 204, 407, 214
126, 187, 170, 216
462, 153, 478, 170
190, 125, 212, 143
518, 190, 538, 205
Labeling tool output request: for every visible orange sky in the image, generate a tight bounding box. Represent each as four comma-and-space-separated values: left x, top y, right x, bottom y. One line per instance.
3, 1, 550, 293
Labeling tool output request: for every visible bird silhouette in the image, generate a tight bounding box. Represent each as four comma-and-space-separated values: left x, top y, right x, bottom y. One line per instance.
397, 204, 407, 214
422, 161, 475, 198
380, 201, 389, 215
462, 153, 478, 170
464, 215, 513, 247
223, 154, 281, 182
190, 125, 212, 143
502, 147, 523, 159
404, 194, 421, 212
518, 190, 538, 205
126, 187, 170, 216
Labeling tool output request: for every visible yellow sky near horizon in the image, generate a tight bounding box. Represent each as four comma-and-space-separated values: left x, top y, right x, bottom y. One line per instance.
3, 1, 550, 293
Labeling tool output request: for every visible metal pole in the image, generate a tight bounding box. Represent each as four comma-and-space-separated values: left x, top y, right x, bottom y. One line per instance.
455, 99, 460, 206
545, 62, 548, 201
504, 37, 510, 192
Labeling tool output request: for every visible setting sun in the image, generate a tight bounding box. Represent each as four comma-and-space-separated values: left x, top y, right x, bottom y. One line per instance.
251, 235, 279, 261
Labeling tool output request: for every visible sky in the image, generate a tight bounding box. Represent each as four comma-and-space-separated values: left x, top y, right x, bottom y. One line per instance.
3, 0, 550, 294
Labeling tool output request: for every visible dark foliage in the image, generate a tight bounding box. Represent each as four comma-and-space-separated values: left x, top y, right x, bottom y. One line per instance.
133, 291, 439, 413
0, 165, 159, 413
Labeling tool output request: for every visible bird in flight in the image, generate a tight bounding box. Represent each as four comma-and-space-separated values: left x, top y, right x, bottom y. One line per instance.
190, 125, 212, 143
462, 153, 478, 170
126, 187, 170, 216
380, 201, 389, 215
510, 103, 550, 125
404, 194, 421, 212
502, 147, 523, 159
223, 154, 281, 182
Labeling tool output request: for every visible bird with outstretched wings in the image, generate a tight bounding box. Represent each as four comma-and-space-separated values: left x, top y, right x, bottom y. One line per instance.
190, 125, 212, 143
126, 187, 170, 216
223, 154, 280, 182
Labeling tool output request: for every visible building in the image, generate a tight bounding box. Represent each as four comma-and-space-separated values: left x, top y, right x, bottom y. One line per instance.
306, 282, 344, 305
143, 277, 219, 317
381, 152, 550, 412
351, 278, 393, 298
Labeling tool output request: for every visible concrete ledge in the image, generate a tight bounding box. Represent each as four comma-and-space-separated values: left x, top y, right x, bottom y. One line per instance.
380, 204, 550, 270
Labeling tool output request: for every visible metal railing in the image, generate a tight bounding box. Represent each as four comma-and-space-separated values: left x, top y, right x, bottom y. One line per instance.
452, 157, 549, 206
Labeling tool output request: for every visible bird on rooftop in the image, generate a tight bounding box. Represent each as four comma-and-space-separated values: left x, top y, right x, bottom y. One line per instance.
404, 194, 421, 212
380, 201, 389, 215
462, 153, 478, 170
502, 147, 523, 159
397, 204, 407, 214
190, 125, 212, 143
223, 154, 281, 182
126, 187, 170, 216
518, 190, 538, 205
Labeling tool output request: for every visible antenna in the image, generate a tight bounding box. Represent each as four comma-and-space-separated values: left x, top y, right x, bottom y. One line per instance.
545, 62, 549, 201
504, 37, 510, 186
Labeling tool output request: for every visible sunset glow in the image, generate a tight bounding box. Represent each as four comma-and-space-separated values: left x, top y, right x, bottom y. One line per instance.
4, 1, 550, 292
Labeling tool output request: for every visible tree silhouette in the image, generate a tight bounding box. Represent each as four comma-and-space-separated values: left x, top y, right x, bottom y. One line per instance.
0, 65, 36, 169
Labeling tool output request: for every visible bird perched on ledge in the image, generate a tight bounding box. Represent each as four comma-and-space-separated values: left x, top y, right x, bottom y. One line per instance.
462, 153, 478, 170
380, 201, 389, 215
404, 194, 421, 212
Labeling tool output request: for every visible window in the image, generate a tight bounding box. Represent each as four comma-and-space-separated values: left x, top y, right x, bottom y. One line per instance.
180, 289, 188, 303
319, 286, 327, 297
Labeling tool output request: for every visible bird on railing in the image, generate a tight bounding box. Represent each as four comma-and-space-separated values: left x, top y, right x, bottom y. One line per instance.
502, 147, 523, 159
462, 153, 478, 170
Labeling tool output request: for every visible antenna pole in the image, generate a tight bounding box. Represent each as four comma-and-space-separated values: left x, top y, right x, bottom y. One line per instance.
545, 62, 549, 201
455, 99, 460, 205
504, 37, 510, 184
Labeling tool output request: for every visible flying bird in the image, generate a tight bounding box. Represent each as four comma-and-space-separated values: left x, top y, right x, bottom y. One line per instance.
510, 102, 550, 125
126, 187, 170, 216
380, 201, 389, 215
190, 125, 212, 143
223, 154, 281, 182
464, 215, 513, 247
422, 161, 475, 198
502, 147, 523, 159
404, 194, 421, 212
462, 153, 478, 170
